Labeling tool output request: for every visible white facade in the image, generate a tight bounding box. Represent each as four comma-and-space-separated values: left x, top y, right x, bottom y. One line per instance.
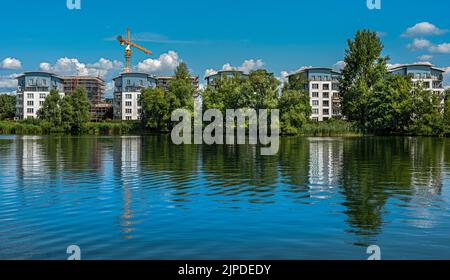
16, 72, 65, 120
288, 68, 342, 122
389, 63, 445, 106
309, 80, 340, 122
16, 91, 66, 119
116, 91, 142, 121
113, 73, 156, 121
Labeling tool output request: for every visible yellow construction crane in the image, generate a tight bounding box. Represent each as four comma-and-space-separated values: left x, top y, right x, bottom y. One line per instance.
117, 28, 152, 73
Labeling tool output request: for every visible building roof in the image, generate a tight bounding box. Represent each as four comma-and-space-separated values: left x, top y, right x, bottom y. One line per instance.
287, 67, 341, 77
204, 69, 245, 79
388, 63, 445, 73
60, 76, 105, 82
113, 72, 157, 80
16, 71, 59, 79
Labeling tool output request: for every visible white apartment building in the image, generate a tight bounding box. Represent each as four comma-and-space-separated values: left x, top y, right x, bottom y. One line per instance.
16, 72, 65, 120
287, 67, 342, 122
113, 72, 157, 121
388, 63, 445, 106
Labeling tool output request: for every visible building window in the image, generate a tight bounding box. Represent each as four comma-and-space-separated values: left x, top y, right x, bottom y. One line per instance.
323, 100, 329, 107
125, 101, 132, 107
323, 92, 329, 98
40, 94, 46, 99
312, 100, 319, 106
312, 83, 319, 89
127, 80, 131, 85
323, 84, 330, 90
125, 109, 132, 114
42, 79, 47, 86
27, 108, 34, 113
312, 92, 319, 98
27, 93, 34, 99
125, 94, 132, 99
27, 101, 34, 106
312, 117, 319, 122
323, 109, 329, 115
126, 116, 132, 120
312, 109, 319, 114
40, 101, 45, 106
140, 80, 144, 86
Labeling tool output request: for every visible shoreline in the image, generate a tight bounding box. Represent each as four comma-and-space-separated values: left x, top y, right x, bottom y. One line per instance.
2, 120, 448, 138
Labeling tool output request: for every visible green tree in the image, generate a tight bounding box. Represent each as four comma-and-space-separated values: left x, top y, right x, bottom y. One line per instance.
60, 95, 74, 132
202, 73, 245, 112
69, 87, 90, 134
0, 94, 16, 120
408, 85, 445, 136
340, 30, 389, 125
141, 87, 170, 131
365, 74, 413, 134
167, 62, 196, 112
444, 89, 450, 134
279, 89, 311, 135
37, 90, 62, 126
241, 70, 279, 110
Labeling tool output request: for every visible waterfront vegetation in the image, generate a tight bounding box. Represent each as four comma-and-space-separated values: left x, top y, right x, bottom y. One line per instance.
1, 30, 450, 137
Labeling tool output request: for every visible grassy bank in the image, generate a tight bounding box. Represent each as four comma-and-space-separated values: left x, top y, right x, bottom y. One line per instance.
0, 120, 142, 135
296, 120, 362, 137
1, 119, 363, 137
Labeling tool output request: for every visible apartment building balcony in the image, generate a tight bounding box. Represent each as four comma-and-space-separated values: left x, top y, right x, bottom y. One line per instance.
125, 86, 146, 92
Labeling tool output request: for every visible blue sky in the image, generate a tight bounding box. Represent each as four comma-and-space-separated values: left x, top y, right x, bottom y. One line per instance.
1, 0, 450, 94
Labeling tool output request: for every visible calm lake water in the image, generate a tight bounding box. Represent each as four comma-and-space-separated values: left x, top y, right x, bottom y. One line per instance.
0, 135, 449, 260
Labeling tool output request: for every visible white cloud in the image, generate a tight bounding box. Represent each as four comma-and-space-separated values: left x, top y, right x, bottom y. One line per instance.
205, 59, 265, 78
376, 31, 388, 38
39, 57, 123, 77
402, 22, 449, 37
204, 68, 217, 77
407, 38, 432, 50
429, 43, 450, 54
235, 59, 265, 73
136, 51, 181, 74
0, 73, 19, 89
417, 55, 433, 61
333, 60, 346, 71
1, 58, 22, 70
105, 81, 114, 93
407, 37, 450, 54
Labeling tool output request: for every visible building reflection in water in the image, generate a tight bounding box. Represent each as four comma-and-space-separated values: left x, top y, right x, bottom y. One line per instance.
307, 138, 344, 199
114, 136, 142, 239
407, 138, 446, 229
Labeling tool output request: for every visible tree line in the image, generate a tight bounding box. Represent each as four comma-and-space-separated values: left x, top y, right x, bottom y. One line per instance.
1, 29, 450, 136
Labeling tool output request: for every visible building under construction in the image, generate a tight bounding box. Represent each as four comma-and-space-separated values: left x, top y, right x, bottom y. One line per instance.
61, 76, 112, 121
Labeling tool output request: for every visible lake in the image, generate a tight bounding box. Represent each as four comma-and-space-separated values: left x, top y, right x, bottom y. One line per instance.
0, 135, 449, 259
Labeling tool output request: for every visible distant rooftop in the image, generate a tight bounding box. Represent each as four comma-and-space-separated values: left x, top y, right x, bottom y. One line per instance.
388, 63, 445, 73
287, 67, 341, 77
204, 69, 245, 79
